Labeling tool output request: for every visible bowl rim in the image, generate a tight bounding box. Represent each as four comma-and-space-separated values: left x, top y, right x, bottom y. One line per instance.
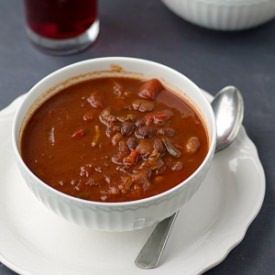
162, 0, 275, 5
12, 56, 216, 207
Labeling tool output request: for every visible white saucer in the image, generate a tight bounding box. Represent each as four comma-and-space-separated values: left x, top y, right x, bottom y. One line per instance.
0, 94, 265, 275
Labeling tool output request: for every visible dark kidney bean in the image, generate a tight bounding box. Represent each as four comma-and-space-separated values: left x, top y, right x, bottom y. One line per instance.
132, 99, 155, 112
135, 119, 145, 127
157, 127, 176, 137
153, 138, 166, 154
127, 137, 138, 151
135, 126, 155, 139
121, 121, 135, 136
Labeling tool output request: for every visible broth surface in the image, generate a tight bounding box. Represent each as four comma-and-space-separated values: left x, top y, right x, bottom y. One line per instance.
21, 77, 208, 202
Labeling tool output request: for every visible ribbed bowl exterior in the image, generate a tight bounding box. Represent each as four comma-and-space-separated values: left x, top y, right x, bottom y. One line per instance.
162, 0, 275, 30
17, 155, 213, 231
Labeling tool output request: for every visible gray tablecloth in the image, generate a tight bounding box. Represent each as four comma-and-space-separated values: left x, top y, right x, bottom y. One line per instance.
0, 0, 274, 274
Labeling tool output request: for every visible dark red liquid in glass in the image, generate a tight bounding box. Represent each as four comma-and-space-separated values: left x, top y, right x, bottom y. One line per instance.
24, 0, 97, 39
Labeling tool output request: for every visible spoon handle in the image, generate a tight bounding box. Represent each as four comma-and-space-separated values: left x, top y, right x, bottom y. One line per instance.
135, 212, 178, 269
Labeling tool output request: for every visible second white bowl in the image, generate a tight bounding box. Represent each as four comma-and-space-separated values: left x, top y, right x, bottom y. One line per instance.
162, 0, 275, 31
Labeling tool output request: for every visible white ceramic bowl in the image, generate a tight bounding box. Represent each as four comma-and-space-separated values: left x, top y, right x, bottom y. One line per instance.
12, 57, 216, 232
162, 0, 275, 31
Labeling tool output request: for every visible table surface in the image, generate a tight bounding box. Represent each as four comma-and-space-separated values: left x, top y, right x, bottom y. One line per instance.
0, 0, 274, 274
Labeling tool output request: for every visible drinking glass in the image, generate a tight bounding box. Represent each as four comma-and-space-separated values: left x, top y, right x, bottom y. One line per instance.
24, 0, 99, 55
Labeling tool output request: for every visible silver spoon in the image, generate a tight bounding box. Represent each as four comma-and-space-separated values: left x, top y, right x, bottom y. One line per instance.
135, 86, 244, 269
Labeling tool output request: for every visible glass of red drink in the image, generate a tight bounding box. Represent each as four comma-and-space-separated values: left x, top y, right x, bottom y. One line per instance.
24, 0, 99, 55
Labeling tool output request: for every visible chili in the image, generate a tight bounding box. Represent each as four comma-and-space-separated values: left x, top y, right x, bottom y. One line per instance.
21, 77, 209, 202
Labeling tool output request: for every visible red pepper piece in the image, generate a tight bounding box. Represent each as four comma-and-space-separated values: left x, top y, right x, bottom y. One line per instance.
72, 128, 85, 138
144, 110, 173, 126
123, 149, 140, 165
138, 79, 163, 100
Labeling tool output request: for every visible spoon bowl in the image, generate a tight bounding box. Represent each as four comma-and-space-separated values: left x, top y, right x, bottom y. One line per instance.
213, 86, 244, 152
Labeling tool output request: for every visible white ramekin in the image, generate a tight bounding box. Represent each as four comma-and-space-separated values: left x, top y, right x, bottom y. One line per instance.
162, 0, 275, 31
12, 57, 216, 232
